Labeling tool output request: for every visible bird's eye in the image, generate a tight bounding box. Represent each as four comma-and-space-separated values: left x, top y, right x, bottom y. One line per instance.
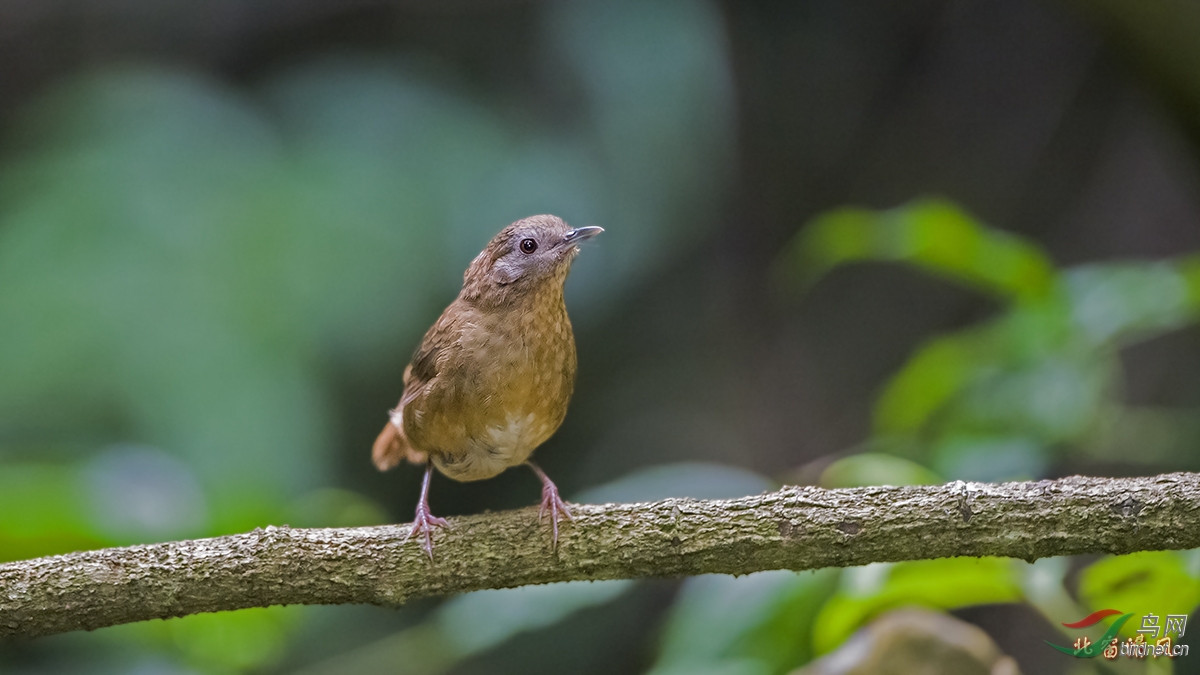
520, 238, 538, 254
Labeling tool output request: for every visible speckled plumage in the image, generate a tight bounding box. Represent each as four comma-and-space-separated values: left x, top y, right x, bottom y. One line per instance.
394, 269, 575, 481
372, 215, 601, 556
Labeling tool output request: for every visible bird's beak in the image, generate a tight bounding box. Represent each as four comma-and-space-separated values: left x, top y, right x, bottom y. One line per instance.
563, 226, 604, 245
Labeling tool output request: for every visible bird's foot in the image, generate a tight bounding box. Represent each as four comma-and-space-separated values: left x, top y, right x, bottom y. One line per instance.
405, 503, 449, 560
538, 480, 574, 550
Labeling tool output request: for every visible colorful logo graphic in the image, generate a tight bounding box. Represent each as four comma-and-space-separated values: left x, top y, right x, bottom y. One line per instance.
1047, 609, 1189, 660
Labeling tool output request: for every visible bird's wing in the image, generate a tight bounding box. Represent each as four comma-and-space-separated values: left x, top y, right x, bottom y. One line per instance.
372, 309, 461, 471
402, 308, 461, 403
404, 332, 442, 402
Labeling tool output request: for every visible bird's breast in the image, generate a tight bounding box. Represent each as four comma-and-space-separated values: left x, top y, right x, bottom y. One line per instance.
419, 295, 576, 482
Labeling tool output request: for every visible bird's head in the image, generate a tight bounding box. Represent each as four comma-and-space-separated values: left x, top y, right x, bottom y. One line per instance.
462, 215, 602, 304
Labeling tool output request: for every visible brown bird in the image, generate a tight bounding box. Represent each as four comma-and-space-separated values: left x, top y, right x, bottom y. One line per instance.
373, 214, 602, 557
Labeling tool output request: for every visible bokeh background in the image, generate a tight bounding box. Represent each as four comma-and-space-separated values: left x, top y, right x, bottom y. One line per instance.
2, 0, 1200, 673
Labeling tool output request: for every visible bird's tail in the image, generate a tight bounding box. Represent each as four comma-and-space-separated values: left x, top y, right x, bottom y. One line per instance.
372, 416, 426, 471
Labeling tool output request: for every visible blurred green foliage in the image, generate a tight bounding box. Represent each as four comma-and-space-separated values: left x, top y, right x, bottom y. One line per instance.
817, 452, 942, 488
811, 558, 1021, 655
790, 199, 1057, 303
0, 0, 733, 671
0, 463, 108, 562
784, 197, 1200, 481
646, 570, 837, 675
1079, 551, 1200, 639
0, 0, 733, 525
770, 197, 1200, 672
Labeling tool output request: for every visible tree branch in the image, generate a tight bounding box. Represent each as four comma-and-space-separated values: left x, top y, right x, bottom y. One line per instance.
2, 472, 1198, 639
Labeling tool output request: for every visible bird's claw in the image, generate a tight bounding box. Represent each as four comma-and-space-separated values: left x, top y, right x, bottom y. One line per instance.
406, 505, 449, 560
538, 482, 574, 550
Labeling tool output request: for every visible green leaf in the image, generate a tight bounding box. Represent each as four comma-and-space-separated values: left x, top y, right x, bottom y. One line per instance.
438, 580, 634, 656
783, 198, 1056, 302
818, 454, 942, 488
648, 569, 838, 675
929, 435, 1047, 482
812, 558, 1022, 655
1078, 551, 1200, 638
873, 332, 984, 435
1065, 261, 1200, 346
873, 306, 1115, 447
0, 463, 108, 562
170, 606, 304, 672
945, 355, 1113, 444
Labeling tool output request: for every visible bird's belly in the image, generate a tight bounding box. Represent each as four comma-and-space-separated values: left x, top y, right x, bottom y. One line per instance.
430, 410, 555, 482
412, 312, 575, 482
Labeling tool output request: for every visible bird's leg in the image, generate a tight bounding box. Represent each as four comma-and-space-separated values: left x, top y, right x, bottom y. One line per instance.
405, 463, 449, 559
527, 461, 573, 549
